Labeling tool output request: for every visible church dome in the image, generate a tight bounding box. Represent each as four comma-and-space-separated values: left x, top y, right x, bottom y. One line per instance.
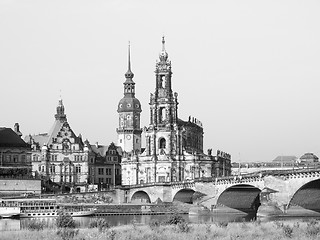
117, 97, 142, 113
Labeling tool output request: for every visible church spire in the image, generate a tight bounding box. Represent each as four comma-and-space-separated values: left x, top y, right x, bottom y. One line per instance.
162, 36, 166, 52
125, 42, 134, 79
123, 42, 136, 97
159, 36, 168, 62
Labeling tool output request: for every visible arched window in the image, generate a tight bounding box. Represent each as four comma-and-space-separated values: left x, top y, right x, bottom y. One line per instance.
159, 138, 166, 149
161, 75, 166, 88
159, 107, 166, 122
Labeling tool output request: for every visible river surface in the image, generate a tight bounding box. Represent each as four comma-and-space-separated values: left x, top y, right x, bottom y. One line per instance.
0, 213, 255, 231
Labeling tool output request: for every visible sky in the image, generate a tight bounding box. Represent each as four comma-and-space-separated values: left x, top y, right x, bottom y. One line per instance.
1, 0, 320, 163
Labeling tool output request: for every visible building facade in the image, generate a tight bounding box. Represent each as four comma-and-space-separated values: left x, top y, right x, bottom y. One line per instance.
25, 99, 95, 192
89, 142, 122, 189
120, 38, 232, 185
0, 124, 41, 196
0, 124, 32, 178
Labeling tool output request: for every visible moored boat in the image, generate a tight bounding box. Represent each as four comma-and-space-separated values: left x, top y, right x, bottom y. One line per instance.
0, 198, 95, 218
0, 206, 20, 218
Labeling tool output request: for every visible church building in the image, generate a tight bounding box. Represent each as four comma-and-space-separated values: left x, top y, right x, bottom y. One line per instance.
119, 38, 231, 185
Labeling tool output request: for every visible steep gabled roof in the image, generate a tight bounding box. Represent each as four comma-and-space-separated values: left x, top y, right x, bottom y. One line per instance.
0, 128, 30, 148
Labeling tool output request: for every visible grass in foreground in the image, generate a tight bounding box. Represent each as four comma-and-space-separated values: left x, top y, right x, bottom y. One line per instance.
2, 217, 320, 240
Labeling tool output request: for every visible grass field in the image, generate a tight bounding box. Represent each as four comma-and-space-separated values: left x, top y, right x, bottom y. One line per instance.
2, 218, 320, 240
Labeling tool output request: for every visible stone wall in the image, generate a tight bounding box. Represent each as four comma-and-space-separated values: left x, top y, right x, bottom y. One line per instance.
0, 179, 41, 195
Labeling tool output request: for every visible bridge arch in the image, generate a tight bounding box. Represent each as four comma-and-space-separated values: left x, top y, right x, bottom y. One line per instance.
173, 188, 195, 204
287, 179, 320, 212
131, 190, 151, 203
216, 184, 261, 214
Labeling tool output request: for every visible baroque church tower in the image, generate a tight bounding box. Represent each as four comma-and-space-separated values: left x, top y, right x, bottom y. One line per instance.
117, 43, 142, 155
145, 37, 180, 157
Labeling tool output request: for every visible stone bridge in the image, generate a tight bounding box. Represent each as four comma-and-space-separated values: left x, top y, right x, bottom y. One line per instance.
123, 168, 320, 215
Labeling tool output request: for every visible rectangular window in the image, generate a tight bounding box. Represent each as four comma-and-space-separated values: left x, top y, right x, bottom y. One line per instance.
98, 168, 104, 175
50, 165, 55, 173
158, 176, 165, 182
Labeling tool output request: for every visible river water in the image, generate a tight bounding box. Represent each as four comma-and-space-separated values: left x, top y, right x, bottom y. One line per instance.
0, 213, 255, 231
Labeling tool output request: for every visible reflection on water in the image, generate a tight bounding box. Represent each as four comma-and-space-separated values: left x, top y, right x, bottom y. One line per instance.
0, 213, 255, 231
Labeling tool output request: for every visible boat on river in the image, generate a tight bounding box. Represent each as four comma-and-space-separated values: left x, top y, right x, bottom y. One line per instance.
0, 198, 95, 218
0, 206, 20, 218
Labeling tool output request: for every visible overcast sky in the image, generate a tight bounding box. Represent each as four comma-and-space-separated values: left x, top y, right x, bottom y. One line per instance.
1, 0, 320, 162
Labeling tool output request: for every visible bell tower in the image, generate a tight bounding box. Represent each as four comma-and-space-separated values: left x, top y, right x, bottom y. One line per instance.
117, 43, 142, 155
145, 37, 179, 157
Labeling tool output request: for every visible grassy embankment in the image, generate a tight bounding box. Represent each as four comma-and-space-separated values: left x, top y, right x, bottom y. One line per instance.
2, 218, 320, 240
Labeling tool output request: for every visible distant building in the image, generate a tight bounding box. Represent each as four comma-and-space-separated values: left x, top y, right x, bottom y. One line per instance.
0, 124, 40, 196
0, 124, 32, 178
89, 142, 122, 189
119, 38, 231, 185
272, 156, 297, 164
231, 154, 320, 175
299, 153, 319, 163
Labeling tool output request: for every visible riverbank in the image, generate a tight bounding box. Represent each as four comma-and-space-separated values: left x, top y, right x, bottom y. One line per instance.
2, 219, 320, 240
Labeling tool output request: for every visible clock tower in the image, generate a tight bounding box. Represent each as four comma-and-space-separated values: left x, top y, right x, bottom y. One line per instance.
117, 43, 142, 155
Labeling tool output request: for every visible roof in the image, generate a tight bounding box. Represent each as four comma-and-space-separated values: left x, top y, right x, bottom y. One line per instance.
91, 144, 109, 157
25, 133, 49, 147
272, 156, 297, 163
300, 153, 319, 161
117, 96, 141, 113
177, 118, 203, 130
0, 128, 30, 148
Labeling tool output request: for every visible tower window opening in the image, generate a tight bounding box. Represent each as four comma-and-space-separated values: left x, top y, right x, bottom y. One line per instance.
159, 107, 166, 122
160, 138, 166, 149
160, 75, 166, 88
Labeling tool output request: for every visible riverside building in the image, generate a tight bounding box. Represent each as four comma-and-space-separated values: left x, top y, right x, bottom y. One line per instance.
119, 38, 231, 185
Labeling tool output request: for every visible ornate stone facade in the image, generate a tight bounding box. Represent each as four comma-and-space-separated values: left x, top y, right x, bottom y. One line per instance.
120, 38, 232, 186
25, 99, 95, 192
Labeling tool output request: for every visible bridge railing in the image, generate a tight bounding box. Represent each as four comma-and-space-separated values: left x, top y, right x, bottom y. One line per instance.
119, 167, 320, 189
